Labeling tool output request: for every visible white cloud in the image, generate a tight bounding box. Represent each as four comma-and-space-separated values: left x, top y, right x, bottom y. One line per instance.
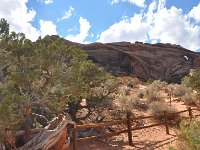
66, 17, 91, 43
44, 0, 53, 5
98, 14, 149, 43
188, 3, 200, 23
0, 0, 40, 41
148, 1, 200, 51
148, 0, 157, 12
157, 0, 166, 10
57, 6, 74, 22
67, 26, 78, 32
111, 0, 146, 8
111, 0, 119, 4
99, 0, 200, 51
0, 0, 58, 41
39, 20, 57, 37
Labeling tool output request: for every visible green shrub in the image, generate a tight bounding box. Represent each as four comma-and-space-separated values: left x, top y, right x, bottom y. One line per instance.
127, 81, 136, 88
177, 119, 200, 150
118, 95, 141, 110
146, 89, 163, 102
136, 89, 147, 98
129, 96, 141, 106
149, 101, 179, 121
151, 80, 167, 90
173, 84, 192, 97
118, 85, 130, 96
146, 78, 155, 84
168, 146, 177, 150
181, 93, 197, 106
168, 84, 176, 92
182, 70, 200, 94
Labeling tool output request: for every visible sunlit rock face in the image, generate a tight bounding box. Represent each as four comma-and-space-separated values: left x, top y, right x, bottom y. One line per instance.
52, 35, 200, 83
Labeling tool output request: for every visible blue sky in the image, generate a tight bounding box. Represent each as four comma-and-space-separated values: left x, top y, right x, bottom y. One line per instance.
0, 0, 200, 51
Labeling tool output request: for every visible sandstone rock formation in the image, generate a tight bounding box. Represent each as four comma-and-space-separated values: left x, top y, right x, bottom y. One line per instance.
2, 35, 199, 83
57, 36, 200, 83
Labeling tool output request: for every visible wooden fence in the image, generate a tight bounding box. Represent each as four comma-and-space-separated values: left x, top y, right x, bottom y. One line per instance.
72, 107, 200, 150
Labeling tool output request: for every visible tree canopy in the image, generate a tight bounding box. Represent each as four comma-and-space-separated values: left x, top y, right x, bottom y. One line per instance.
182, 70, 200, 94
0, 19, 117, 142
0, 18, 9, 39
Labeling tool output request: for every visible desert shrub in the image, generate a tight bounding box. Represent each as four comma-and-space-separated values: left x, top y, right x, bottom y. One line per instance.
117, 76, 141, 86
120, 86, 130, 96
173, 84, 192, 97
151, 80, 167, 90
181, 93, 197, 106
136, 89, 147, 98
127, 81, 136, 88
129, 96, 141, 106
146, 89, 163, 102
177, 119, 200, 150
182, 70, 200, 94
118, 95, 142, 110
167, 84, 176, 92
168, 146, 177, 150
146, 78, 155, 84
149, 101, 179, 121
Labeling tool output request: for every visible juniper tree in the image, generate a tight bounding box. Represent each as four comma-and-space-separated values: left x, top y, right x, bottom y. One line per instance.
0, 27, 117, 142
0, 18, 9, 39
182, 71, 200, 94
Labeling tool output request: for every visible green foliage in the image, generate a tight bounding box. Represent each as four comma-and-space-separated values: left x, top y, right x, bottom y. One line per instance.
144, 80, 168, 102
146, 77, 155, 84
136, 89, 147, 98
173, 84, 192, 97
0, 21, 117, 140
118, 95, 141, 110
168, 146, 177, 150
150, 80, 167, 91
149, 101, 179, 121
177, 119, 200, 150
127, 81, 136, 88
146, 89, 162, 102
182, 71, 200, 94
0, 18, 9, 39
119, 86, 130, 96
181, 93, 197, 106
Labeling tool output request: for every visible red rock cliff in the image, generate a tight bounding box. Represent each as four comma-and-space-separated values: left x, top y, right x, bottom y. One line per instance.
52, 36, 200, 83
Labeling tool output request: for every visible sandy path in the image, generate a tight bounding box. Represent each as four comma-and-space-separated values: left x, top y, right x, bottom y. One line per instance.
69, 86, 200, 150
69, 103, 199, 150
69, 125, 178, 150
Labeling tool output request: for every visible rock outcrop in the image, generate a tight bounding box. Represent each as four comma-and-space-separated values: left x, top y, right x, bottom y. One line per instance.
1, 35, 195, 84
56, 36, 200, 83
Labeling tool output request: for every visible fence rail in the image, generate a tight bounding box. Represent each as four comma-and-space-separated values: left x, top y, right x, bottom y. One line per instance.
72, 107, 200, 150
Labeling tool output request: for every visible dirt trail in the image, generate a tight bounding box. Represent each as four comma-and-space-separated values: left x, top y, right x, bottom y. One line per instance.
69, 100, 199, 150
69, 125, 178, 150
69, 84, 200, 150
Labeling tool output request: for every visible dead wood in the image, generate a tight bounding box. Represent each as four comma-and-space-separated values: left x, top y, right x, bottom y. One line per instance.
15, 115, 75, 150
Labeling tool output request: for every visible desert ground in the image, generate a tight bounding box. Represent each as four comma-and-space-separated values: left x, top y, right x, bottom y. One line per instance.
69, 79, 200, 150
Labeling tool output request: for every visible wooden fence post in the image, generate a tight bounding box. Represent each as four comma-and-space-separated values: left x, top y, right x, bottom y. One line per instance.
73, 128, 78, 150
164, 111, 169, 134
188, 107, 192, 118
126, 113, 133, 146
169, 90, 172, 107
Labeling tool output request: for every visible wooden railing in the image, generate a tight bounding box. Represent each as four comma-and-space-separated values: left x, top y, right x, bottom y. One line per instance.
72, 107, 200, 150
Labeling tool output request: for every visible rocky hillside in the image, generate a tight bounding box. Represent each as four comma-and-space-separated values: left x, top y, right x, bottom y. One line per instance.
53, 36, 199, 83
1, 35, 200, 83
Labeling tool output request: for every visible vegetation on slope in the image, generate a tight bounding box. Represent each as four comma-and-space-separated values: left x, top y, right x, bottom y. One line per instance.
0, 18, 117, 144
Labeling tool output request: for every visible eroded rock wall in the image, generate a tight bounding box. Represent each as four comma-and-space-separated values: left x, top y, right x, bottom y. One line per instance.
53, 35, 200, 83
